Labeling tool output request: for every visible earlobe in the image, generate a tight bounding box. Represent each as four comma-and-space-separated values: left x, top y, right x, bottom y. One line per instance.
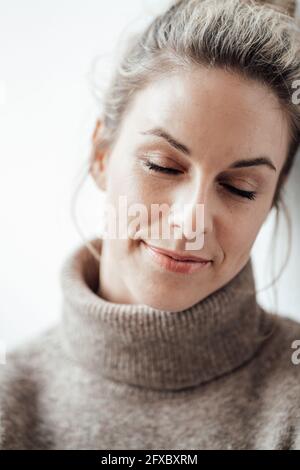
90, 118, 107, 192
92, 119, 102, 143
90, 155, 107, 192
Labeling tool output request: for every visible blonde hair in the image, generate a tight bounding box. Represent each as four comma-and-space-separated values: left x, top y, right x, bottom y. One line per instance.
73, 0, 300, 308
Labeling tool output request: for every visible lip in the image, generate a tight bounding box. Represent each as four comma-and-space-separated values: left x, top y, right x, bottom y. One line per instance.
143, 242, 212, 262
141, 241, 212, 274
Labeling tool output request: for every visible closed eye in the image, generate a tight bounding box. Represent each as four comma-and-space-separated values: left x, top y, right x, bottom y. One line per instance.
144, 161, 257, 200
144, 161, 182, 175
220, 183, 257, 200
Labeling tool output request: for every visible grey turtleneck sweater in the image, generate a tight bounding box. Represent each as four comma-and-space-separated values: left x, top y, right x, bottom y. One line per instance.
1, 238, 300, 450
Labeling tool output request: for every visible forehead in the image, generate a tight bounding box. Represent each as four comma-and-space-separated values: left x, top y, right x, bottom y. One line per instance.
121, 67, 290, 171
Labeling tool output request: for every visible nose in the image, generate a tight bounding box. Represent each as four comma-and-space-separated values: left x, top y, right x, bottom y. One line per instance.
168, 176, 214, 241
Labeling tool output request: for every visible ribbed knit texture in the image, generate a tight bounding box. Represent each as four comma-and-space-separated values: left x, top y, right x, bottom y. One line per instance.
60, 238, 273, 390
1, 237, 300, 449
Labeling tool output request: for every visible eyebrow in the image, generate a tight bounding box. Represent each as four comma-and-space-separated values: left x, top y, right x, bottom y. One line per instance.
140, 127, 277, 172
140, 127, 191, 155
228, 157, 276, 172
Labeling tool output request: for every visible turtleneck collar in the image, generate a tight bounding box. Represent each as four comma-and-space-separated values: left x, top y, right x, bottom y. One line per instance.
59, 238, 275, 391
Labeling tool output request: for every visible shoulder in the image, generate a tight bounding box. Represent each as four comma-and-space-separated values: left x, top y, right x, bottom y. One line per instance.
0, 325, 61, 449
268, 312, 300, 368
252, 310, 300, 448
257, 310, 300, 385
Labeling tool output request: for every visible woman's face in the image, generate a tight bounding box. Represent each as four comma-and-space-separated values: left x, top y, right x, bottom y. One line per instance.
91, 67, 289, 311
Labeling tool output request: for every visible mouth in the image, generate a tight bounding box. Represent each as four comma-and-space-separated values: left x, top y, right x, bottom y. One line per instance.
141, 240, 212, 275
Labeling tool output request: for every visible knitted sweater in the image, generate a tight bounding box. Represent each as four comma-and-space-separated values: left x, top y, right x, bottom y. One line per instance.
1, 238, 300, 450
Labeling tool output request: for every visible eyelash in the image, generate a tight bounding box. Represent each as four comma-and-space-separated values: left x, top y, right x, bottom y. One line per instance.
144, 161, 257, 201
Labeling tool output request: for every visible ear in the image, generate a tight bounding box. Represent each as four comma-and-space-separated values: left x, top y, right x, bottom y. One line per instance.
90, 119, 108, 192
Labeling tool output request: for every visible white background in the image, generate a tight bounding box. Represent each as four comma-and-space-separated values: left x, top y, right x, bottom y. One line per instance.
0, 0, 299, 352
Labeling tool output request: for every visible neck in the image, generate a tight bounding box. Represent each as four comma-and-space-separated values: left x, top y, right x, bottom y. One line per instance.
59, 238, 275, 391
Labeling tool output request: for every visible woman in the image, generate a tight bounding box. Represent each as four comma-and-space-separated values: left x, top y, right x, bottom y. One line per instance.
1, 0, 300, 450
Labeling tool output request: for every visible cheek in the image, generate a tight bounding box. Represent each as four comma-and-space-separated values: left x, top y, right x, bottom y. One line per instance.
108, 160, 171, 217
219, 206, 266, 254
105, 154, 137, 212
104, 165, 153, 239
